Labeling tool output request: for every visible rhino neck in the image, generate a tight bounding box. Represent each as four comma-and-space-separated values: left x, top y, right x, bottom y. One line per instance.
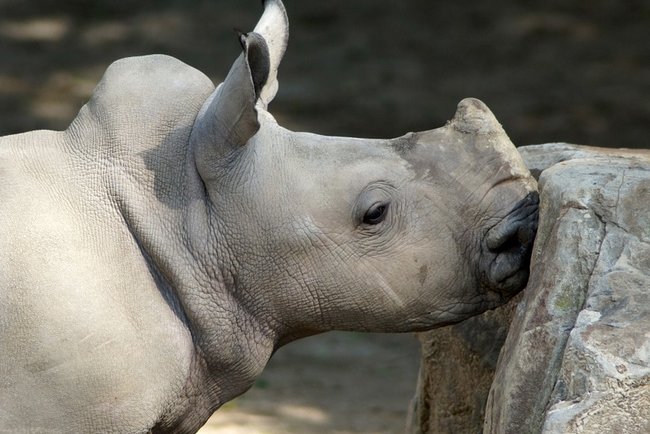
55, 54, 278, 426
70, 116, 279, 419
105, 148, 279, 414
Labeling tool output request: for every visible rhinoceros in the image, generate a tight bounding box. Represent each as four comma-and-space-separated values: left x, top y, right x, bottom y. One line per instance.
0, 0, 538, 432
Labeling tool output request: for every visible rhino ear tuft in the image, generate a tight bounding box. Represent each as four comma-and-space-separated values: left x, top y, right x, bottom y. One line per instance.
237, 30, 271, 101
253, 0, 289, 107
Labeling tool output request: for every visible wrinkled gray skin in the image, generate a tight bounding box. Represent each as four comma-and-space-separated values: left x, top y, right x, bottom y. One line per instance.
0, 1, 538, 432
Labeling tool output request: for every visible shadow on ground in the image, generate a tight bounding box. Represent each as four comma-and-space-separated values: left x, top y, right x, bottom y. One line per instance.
202, 332, 420, 434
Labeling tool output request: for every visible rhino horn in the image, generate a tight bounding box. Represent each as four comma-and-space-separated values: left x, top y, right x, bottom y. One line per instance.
254, 0, 289, 107
450, 98, 505, 136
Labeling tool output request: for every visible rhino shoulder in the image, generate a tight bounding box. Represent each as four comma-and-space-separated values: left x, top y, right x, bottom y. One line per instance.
92, 54, 214, 106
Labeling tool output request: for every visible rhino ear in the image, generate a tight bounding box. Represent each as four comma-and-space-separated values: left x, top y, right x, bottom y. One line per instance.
254, 0, 289, 107
191, 31, 270, 175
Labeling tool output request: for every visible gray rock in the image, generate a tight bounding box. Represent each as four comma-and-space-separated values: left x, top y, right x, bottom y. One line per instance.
485, 143, 650, 433
407, 300, 519, 434
410, 143, 650, 434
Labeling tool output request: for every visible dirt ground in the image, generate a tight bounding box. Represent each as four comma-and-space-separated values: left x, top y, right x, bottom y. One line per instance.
1, 0, 648, 432
200, 332, 420, 434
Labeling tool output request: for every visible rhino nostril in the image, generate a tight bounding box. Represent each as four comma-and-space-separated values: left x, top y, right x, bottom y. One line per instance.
496, 231, 521, 253
488, 222, 535, 254
482, 193, 539, 293
488, 224, 518, 253
486, 192, 539, 254
517, 222, 536, 246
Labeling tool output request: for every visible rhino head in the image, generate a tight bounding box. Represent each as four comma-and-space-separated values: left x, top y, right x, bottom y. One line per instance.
188, 0, 538, 344
0, 1, 539, 431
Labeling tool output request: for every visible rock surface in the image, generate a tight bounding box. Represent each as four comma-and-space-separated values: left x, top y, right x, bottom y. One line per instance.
406, 302, 517, 434
409, 143, 650, 434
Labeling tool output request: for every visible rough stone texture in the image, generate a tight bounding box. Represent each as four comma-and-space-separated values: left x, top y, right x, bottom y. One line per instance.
407, 299, 519, 434
410, 143, 650, 434
486, 143, 650, 434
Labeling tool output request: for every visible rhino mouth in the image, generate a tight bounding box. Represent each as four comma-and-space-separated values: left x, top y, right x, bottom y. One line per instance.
482, 192, 539, 295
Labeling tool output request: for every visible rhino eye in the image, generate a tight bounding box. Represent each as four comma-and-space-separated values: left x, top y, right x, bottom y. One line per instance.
363, 202, 389, 225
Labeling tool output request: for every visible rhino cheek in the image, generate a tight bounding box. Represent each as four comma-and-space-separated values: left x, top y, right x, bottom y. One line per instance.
367, 244, 478, 328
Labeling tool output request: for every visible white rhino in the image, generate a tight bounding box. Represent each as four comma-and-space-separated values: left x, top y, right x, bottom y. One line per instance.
0, 1, 538, 432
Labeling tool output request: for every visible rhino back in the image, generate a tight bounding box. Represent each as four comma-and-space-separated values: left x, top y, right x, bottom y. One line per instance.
0, 55, 213, 431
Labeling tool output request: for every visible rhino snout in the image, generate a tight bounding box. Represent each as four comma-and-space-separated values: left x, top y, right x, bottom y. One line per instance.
481, 191, 539, 295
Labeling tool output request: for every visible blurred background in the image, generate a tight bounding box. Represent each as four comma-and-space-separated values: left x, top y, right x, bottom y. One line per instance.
1, 0, 647, 432
1, 0, 648, 146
